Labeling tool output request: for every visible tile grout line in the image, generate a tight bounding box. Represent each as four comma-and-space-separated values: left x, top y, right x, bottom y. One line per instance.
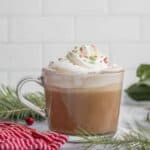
41, 0, 45, 16
2, 40, 150, 45
7, 15, 12, 44
139, 16, 143, 41
6, 15, 12, 84
40, 0, 45, 68
7, 71, 11, 85
0, 14, 149, 18
41, 43, 45, 67
108, 42, 112, 62
107, 0, 111, 16
73, 16, 77, 43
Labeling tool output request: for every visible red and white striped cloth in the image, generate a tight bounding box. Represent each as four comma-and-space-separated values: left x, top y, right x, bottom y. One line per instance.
0, 122, 68, 150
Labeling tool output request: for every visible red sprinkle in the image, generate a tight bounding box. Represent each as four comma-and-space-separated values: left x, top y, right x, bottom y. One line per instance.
91, 44, 96, 50
79, 54, 83, 58
80, 47, 83, 51
103, 57, 109, 64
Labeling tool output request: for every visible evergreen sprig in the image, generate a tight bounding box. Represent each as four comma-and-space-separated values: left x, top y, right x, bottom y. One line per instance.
79, 125, 150, 150
0, 85, 45, 121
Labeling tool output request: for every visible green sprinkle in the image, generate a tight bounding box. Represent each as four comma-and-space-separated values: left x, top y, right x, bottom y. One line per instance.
83, 59, 87, 62
89, 60, 95, 64
89, 56, 96, 61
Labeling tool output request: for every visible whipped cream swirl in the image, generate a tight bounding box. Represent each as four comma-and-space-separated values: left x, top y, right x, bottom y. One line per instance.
48, 44, 122, 74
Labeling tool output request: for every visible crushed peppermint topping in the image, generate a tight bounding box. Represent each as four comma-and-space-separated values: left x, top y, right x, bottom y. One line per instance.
47, 44, 122, 74
69, 44, 108, 65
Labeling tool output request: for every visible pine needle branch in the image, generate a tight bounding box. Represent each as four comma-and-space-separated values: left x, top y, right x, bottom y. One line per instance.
79, 124, 150, 150
0, 85, 45, 121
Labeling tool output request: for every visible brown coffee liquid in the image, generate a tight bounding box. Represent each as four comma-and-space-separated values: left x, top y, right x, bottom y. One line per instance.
45, 84, 121, 135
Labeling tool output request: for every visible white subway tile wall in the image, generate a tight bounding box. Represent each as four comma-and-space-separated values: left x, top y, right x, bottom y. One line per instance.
110, 0, 150, 14
0, 72, 8, 85
44, 0, 108, 15
0, 18, 8, 42
10, 17, 74, 42
76, 17, 140, 42
0, 0, 149, 88
0, 0, 42, 15
110, 44, 150, 69
0, 44, 42, 69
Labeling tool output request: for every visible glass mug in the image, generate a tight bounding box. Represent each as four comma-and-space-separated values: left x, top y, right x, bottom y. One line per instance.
17, 68, 124, 142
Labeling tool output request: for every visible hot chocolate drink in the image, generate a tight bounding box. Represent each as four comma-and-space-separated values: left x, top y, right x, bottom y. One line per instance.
42, 44, 123, 135
45, 83, 122, 135
17, 44, 124, 138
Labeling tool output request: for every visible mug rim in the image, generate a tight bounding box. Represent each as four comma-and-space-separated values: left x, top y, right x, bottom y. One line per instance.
42, 67, 124, 77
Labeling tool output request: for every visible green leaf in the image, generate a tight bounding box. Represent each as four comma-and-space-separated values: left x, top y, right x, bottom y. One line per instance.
136, 64, 150, 80
140, 70, 150, 83
127, 64, 150, 101
139, 78, 150, 87
125, 83, 150, 101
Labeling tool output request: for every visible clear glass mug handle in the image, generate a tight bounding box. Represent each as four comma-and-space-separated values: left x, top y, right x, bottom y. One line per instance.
16, 77, 46, 117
